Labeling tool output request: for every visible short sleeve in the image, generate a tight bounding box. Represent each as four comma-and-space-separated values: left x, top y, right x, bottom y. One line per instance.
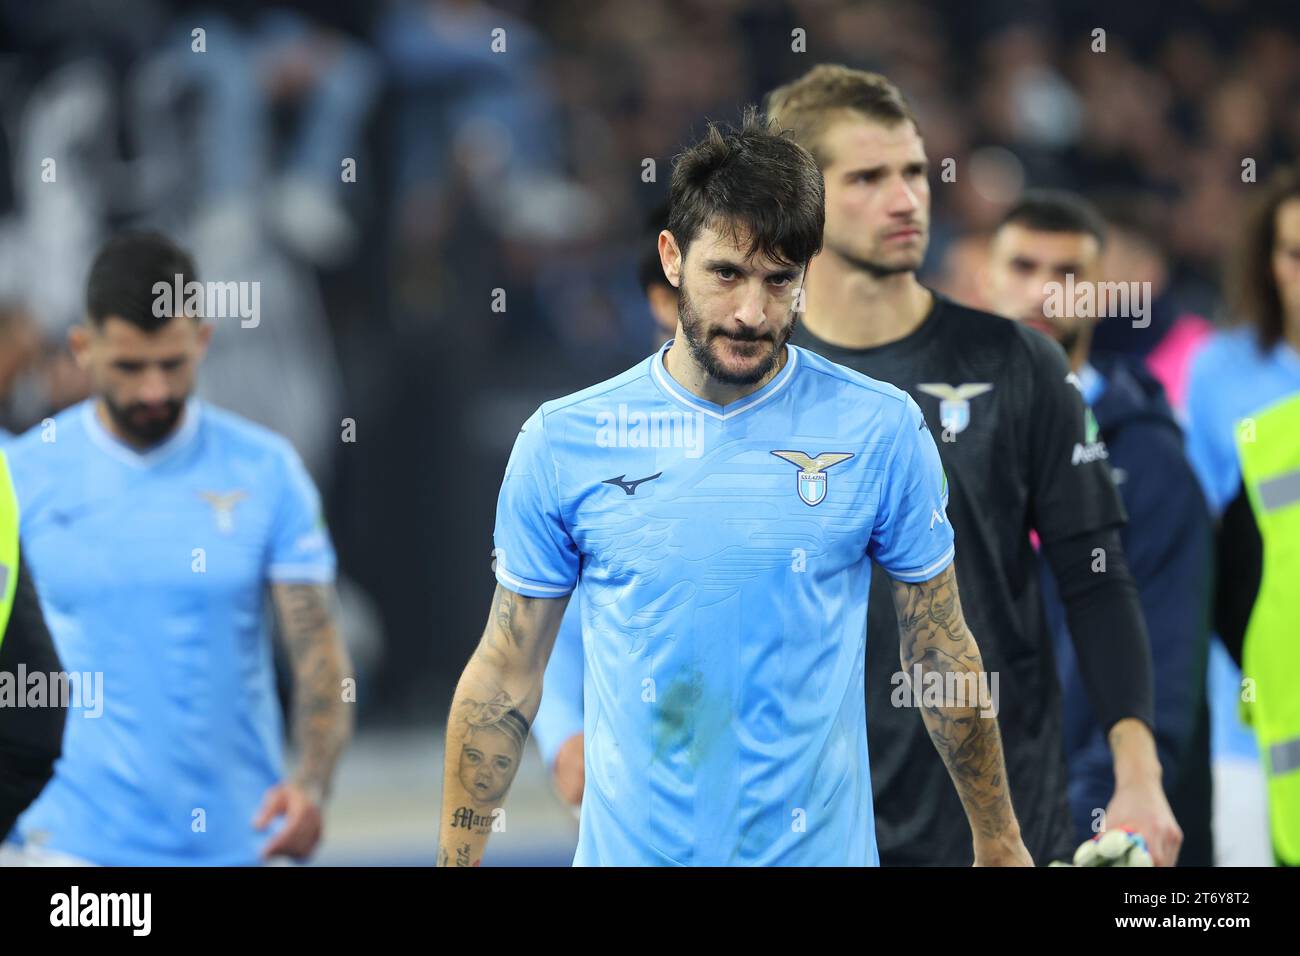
869, 395, 955, 582
267, 443, 337, 584
1023, 332, 1126, 543
532, 599, 585, 768
493, 408, 579, 597
1183, 347, 1239, 516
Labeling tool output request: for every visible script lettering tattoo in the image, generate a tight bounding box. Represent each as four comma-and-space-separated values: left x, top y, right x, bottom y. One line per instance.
891, 564, 1013, 841
449, 806, 495, 835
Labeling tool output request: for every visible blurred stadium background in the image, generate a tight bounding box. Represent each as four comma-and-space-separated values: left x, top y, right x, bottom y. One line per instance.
0, 0, 1292, 864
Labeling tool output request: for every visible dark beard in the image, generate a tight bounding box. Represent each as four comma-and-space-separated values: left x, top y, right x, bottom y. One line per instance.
678, 284, 795, 386
103, 395, 185, 446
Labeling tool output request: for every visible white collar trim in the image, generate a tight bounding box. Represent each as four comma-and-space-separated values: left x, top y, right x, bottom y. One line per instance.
82, 397, 203, 468
651, 340, 800, 421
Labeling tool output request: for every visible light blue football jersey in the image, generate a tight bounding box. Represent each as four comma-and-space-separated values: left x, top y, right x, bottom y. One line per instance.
494, 341, 954, 866
4, 398, 335, 865
1185, 328, 1300, 515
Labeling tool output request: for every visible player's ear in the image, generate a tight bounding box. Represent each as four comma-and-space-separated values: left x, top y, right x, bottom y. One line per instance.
189, 320, 214, 368
659, 230, 682, 289
67, 322, 92, 370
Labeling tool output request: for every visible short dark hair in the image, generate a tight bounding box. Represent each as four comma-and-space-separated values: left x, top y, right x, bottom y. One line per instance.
996, 189, 1108, 248
765, 64, 919, 169
1230, 165, 1300, 351
667, 107, 825, 269
85, 230, 199, 331
637, 201, 673, 295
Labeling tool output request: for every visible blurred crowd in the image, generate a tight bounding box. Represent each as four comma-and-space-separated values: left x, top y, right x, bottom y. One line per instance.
0, 0, 1296, 722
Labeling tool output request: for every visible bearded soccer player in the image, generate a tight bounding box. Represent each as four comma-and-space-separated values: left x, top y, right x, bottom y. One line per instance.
765, 65, 1180, 866
0, 231, 352, 865
437, 112, 1033, 867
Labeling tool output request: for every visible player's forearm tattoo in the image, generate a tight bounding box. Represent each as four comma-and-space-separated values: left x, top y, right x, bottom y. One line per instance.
475, 586, 560, 670
435, 842, 476, 867
274, 583, 353, 800
440, 587, 563, 867
436, 690, 530, 867
454, 691, 530, 807
494, 587, 518, 648
891, 564, 1015, 842
448, 806, 496, 834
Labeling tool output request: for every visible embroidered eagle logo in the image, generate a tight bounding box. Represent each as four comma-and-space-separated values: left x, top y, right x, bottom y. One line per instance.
916, 382, 994, 434
770, 451, 855, 506
198, 490, 248, 533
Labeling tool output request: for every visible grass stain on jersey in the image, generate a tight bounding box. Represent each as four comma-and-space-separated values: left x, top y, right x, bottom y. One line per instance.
652, 668, 731, 771
653, 672, 702, 765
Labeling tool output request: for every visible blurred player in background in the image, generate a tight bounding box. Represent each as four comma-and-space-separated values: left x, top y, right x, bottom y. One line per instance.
1187, 165, 1300, 518
440, 112, 1033, 866
0, 231, 352, 865
532, 204, 676, 810
980, 189, 1214, 866
1190, 166, 1300, 866
765, 64, 1180, 866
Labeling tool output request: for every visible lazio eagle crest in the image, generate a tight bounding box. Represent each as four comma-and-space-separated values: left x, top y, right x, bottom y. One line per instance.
199, 490, 248, 533
916, 382, 994, 434
771, 451, 855, 506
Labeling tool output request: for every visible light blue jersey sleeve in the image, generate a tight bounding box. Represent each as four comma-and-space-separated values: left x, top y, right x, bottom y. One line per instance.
1184, 347, 1239, 516
868, 395, 955, 582
492, 408, 580, 598
266, 442, 337, 583
532, 600, 585, 769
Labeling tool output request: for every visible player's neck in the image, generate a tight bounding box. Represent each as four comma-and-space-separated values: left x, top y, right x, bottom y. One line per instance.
801, 256, 932, 349
94, 398, 185, 452
1069, 326, 1094, 373
663, 338, 788, 407
1285, 311, 1300, 356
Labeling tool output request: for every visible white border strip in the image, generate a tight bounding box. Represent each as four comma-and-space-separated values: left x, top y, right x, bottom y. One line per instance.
888, 544, 956, 583
268, 563, 336, 583
82, 398, 202, 469
651, 345, 800, 422
496, 567, 573, 596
